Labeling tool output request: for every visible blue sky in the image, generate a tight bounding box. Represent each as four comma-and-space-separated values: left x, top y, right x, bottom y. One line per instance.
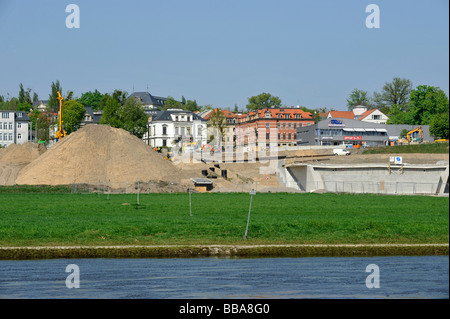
0, 0, 448, 111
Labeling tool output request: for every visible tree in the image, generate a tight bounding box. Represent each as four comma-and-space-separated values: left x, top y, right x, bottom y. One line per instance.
409, 85, 449, 125
32, 92, 39, 104
346, 89, 371, 110
246, 93, 282, 111
373, 77, 412, 112
77, 90, 105, 110
163, 96, 182, 110
18, 83, 26, 104
208, 109, 227, 142
100, 95, 122, 128
386, 104, 414, 125
118, 98, 149, 138
430, 112, 449, 139
62, 100, 86, 134
100, 95, 148, 138
48, 80, 62, 112
184, 99, 200, 112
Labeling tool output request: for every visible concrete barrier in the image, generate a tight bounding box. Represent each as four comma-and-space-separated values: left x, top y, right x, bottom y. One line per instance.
284, 163, 449, 195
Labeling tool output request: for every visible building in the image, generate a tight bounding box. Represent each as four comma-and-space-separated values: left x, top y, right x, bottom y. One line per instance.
0, 110, 31, 148
32, 100, 49, 112
128, 92, 167, 113
146, 109, 207, 148
297, 118, 432, 147
236, 107, 315, 147
81, 106, 102, 126
199, 109, 238, 147
324, 105, 389, 125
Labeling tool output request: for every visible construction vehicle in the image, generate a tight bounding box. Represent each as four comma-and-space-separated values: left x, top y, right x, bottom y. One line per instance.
55, 91, 66, 141
406, 126, 423, 143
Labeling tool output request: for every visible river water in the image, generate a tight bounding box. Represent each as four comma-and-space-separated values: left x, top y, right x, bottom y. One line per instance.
0, 256, 448, 299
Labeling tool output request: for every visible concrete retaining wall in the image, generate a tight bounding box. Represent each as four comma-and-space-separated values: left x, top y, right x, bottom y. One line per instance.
285, 163, 449, 195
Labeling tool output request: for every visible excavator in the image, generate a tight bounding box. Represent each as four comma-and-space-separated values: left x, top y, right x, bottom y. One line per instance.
55, 91, 66, 141
406, 126, 423, 143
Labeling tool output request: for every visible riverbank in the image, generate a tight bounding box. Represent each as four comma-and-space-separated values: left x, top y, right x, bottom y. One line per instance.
1, 244, 448, 260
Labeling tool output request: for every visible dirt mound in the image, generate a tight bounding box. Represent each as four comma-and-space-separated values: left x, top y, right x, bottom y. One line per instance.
0, 142, 46, 164
16, 125, 189, 186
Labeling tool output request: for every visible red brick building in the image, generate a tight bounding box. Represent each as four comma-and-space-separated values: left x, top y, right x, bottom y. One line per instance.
235, 108, 314, 147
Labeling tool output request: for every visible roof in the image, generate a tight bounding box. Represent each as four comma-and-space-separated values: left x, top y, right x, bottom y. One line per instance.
200, 109, 238, 120
240, 108, 314, 121
327, 111, 355, 120
83, 106, 102, 123
14, 111, 31, 121
357, 109, 388, 121
152, 109, 207, 122
128, 92, 167, 106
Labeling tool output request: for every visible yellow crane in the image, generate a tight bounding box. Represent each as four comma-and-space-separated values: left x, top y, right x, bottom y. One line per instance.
55, 91, 66, 141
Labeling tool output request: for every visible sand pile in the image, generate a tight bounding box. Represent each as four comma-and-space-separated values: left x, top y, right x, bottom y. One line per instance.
16, 124, 189, 186
0, 142, 46, 164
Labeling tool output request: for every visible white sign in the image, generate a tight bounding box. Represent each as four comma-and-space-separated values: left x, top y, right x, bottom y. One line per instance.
394, 156, 402, 165
389, 156, 395, 162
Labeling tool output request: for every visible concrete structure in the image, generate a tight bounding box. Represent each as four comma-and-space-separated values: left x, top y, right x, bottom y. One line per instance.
281, 162, 449, 195
297, 118, 433, 147
0, 110, 31, 148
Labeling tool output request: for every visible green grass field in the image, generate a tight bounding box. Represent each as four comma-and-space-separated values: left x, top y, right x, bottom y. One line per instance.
362, 142, 449, 154
0, 191, 448, 247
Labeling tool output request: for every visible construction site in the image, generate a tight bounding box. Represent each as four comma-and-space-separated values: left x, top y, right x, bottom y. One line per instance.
0, 124, 448, 196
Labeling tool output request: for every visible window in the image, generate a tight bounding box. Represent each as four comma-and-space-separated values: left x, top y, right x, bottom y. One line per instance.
1, 112, 9, 119
294, 123, 297, 129
278, 133, 281, 140
9, 123, 12, 130
18, 112, 22, 118
266, 133, 270, 140
285, 114, 290, 119
18, 133, 22, 140
296, 114, 302, 119
9, 133, 12, 140
180, 127, 185, 136
175, 127, 179, 135
283, 123, 286, 129
288, 133, 291, 140
277, 123, 280, 129
0, 134, 2, 141
197, 125, 202, 136
162, 139, 167, 147
175, 116, 179, 121
288, 123, 291, 129
3, 133, 6, 140
372, 114, 381, 120
283, 133, 286, 140
162, 125, 168, 135
3, 123, 6, 130
266, 123, 270, 129
18, 123, 22, 129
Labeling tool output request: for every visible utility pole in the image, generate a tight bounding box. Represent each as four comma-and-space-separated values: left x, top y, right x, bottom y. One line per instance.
243, 189, 256, 240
